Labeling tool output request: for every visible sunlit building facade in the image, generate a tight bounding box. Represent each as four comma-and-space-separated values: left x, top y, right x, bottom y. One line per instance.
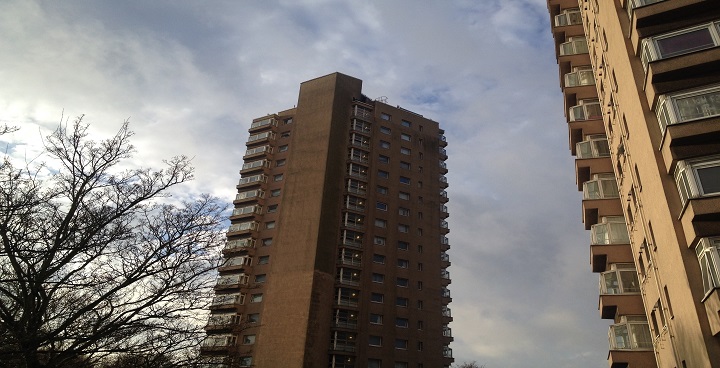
547, 0, 720, 367
199, 73, 453, 368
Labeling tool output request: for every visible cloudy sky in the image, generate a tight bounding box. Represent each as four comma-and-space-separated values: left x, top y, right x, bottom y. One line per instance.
0, 1, 610, 367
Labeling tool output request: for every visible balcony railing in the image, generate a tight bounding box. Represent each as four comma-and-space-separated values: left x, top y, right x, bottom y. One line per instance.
235, 189, 264, 202
441, 270, 450, 279
600, 265, 641, 295
441, 288, 451, 298
440, 220, 449, 229
350, 119, 371, 134
232, 205, 262, 217
626, 0, 666, 18
442, 306, 452, 317
202, 335, 236, 348
244, 145, 272, 157
225, 238, 255, 251
608, 316, 653, 350
640, 21, 720, 71
241, 159, 270, 172
443, 326, 452, 337
238, 174, 267, 186
554, 8, 581, 27
583, 174, 619, 200
206, 313, 239, 327
247, 131, 275, 143
576, 136, 610, 159
352, 105, 372, 120
696, 237, 720, 295
674, 155, 720, 206
656, 84, 720, 133
441, 252, 450, 262
211, 293, 245, 307
443, 346, 453, 358
568, 100, 602, 122
564, 68, 595, 88
249, 117, 276, 130
228, 221, 259, 233
216, 274, 249, 287
591, 217, 630, 245
559, 36, 589, 56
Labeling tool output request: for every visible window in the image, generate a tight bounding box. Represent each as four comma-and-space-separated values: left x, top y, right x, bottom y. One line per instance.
398, 207, 410, 217
417, 263, 423, 271
265, 221, 276, 229
276, 159, 286, 167
376, 202, 388, 211
255, 274, 267, 283
374, 236, 386, 245
401, 120, 411, 127
394, 363, 408, 368
278, 144, 288, 152
418, 152, 423, 159
373, 254, 386, 264
375, 219, 387, 228
368, 359, 382, 368
400, 161, 410, 170
380, 126, 391, 134
398, 224, 409, 233
396, 317, 409, 328
583, 173, 619, 200
379, 155, 390, 164
284, 118, 293, 124
600, 264, 640, 294
372, 273, 385, 283
400, 176, 410, 185
417, 181, 423, 188
250, 294, 263, 303
242, 334, 256, 345
417, 342, 424, 352
417, 320, 424, 330
395, 339, 408, 350
396, 297, 409, 307
369, 335, 383, 347
401, 133, 411, 141
397, 278, 409, 287
239, 357, 252, 367
398, 259, 409, 268
377, 185, 388, 195
399, 192, 410, 200
370, 314, 383, 324
273, 174, 283, 182
381, 113, 391, 121
400, 147, 411, 155
417, 281, 423, 290
267, 204, 278, 213
608, 316, 652, 350
371, 293, 384, 303
641, 21, 720, 70
380, 140, 390, 149
262, 238, 272, 247
417, 300, 423, 310
397, 241, 409, 250
675, 156, 720, 206
656, 84, 720, 132
271, 189, 281, 197
280, 131, 290, 138
247, 313, 260, 323
378, 170, 389, 179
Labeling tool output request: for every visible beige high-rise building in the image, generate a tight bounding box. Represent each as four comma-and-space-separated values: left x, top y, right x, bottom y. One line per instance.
199, 73, 453, 368
547, 0, 720, 367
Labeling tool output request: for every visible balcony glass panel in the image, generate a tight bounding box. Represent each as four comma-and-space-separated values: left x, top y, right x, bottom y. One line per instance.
225, 238, 255, 250
641, 21, 720, 70
350, 133, 370, 148
696, 237, 720, 295
202, 335, 236, 347
333, 309, 358, 329
232, 205, 262, 216
656, 84, 720, 132
674, 155, 720, 206
244, 145, 271, 156
564, 67, 595, 87
608, 317, 653, 350
600, 264, 640, 294
583, 174, 619, 199
236, 189, 264, 201
241, 159, 268, 171
348, 163, 368, 179
591, 216, 630, 245
207, 313, 238, 326
341, 230, 364, 247
250, 117, 275, 129
351, 119, 371, 134
554, 9, 581, 27
217, 274, 249, 287
228, 221, 258, 233
335, 287, 359, 307
344, 195, 365, 211
352, 105, 372, 120
346, 179, 367, 195
337, 268, 360, 285
224, 256, 252, 267
576, 136, 610, 159
211, 293, 244, 306
443, 346, 453, 358
343, 212, 365, 229
338, 249, 362, 267
349, 148, 369, 164
559, 36, 588, 56
247, 131, 274, 142
238, 174, 267, 186
569, 100, 602, 122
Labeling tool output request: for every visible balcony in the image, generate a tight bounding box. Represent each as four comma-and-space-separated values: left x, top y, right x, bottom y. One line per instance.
341, 230, 364, 249
582, 174, 622, 229
350, 119, 371, 135
443, 326, 453, 341
224, 238, 255, 253
201, 334, 236, 350
235, 189, 264, 203
576, 136, 612, 190
237, 174, 267, 188
590, 217, 632, 273
439, 133, 448, 146
342, 213, 365, 230
568, 100, 605, 154
568, 99, 602, 123
347, 163, 368, 180
442, 306, 453, 321
441, 235, 450, 251
641, 20, 720, 72
350, 133, 370, 149
440, 190, 449, 203
344, 195, 365, 212
220, 256, 252, 271
227, 221, 259, 235
558, 36, 589, 66
205, 313, 240, 330
439, 160, 448, 174
440, 220, 450, 234
554, 8, 581, 28
246, 131, 275, 145
607, 316, 654, 366
563, 67, 596, 101
244, 145, 272, 159
231, 204, 263, 219
441, 269, 451, 283
439, 175, 449, 189
675, 156, 720, 245
215, 274, 249, 289
346, 179, 367, 196
599, 265, 643, 319
335, 287, 359, 308
338, 249, 362, 267
439, 147, 448, 160
441, 287, 452, 301
440, 204, 449, 218
443, 346, 453, 358
336, 268, 360, 286
348, 148, 370, 164
248, 117, 277, 132
240, 159, 270, 174
352, 105, 372, 121
441, 251, 451, 265
210, 293, 245, 309
333, 310, 358, 330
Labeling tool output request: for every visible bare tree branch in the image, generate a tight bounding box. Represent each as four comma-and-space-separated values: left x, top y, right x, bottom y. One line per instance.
0, 117, 226, 368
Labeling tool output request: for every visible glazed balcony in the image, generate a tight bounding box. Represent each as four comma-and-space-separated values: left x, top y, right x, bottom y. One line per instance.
675, 157, 720, 244
558, 36, 590, 67
224, 238, 255, 253
336, 268, 360, 286
237, 174, 267, 188
342, 212, 365, 230
348, 148, 370, 164
441, 236, 450, 251
599, 265, 643, 319
440, 175, 449, 189
443, 325, 453, 341
248, 117, 277, 132
219, 256, 252, 272
335, 287, 359, 308
351, 105, 372, 121
590, 217, 632, 273
439, 133, 448, 146
230, 204, 263, 219
575, 136, 612, 190
227, 221, 259, 236
441, 269, 451, 284
215, 274, 249, 290
246, 131, 275, 145
205, 313, 240, 331
341, 230, 364, 249
442, 306, 453, 322
344, 195, 365, 212
347, 163, 368, 180
346, 179, 367, 196
629, 0, 715, 52
234, 189, 264, 204
350, 119, 371, 135
441, 251, 451, 266
338, 249, 362, 267
443, 346, 453, 358
440, 190, 449, 203
240, 159, 270, 174
210, 293, 245, 310
350, 133, 370, 149
697, 237, 720, 335
607, 316, 654, 367
441, 287, 452, 301
439, 160, 448, 174
439, 147, 448, 160
568, 99, 605, 154
440, 204, 449, 218
582, 174, 622, 229
332, 310, 358, 330
201, 334, 236, 351
243, 145, 272, 159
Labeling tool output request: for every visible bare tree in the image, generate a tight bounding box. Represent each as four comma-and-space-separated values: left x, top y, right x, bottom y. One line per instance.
0, 118, 227, 368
